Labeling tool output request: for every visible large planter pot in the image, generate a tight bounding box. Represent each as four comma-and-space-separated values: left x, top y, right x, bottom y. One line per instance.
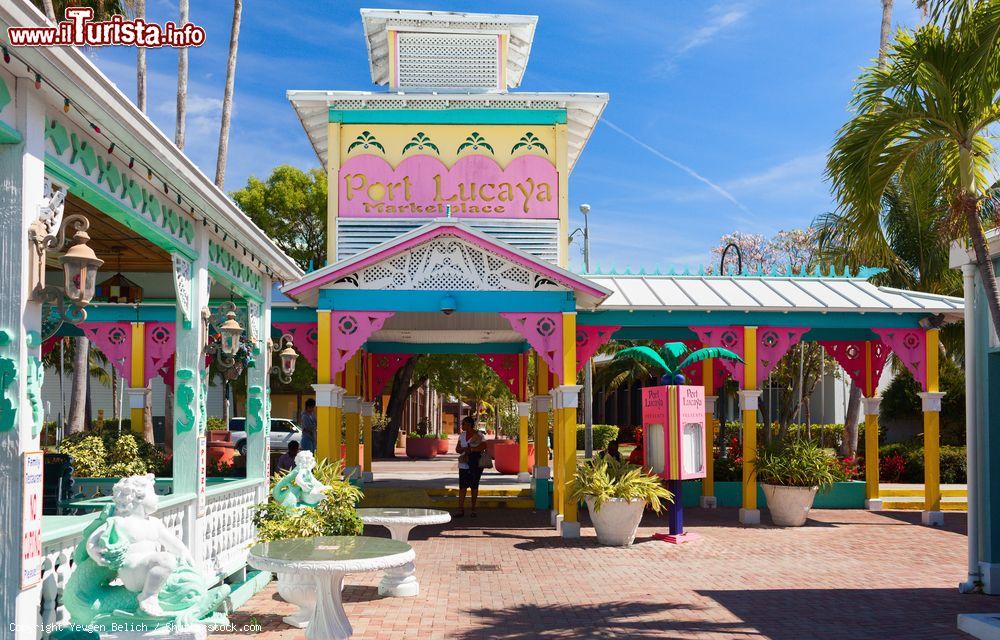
405, 437, 438, 459
436, 437, 450, 454
276, 571, 315, 628
762, 484, 818, 527
584, 496, 647, 547
206, 430, 236, 466
493, 441, 535, 475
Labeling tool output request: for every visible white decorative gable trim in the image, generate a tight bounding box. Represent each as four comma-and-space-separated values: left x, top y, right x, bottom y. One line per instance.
327, 235, 565, 292
172, 254, 193, 327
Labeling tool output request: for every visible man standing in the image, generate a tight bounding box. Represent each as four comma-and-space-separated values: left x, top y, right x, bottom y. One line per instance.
300, 399, 317, 452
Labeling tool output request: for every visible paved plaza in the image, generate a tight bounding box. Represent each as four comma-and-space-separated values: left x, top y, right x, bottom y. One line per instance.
214, 506, 992, 639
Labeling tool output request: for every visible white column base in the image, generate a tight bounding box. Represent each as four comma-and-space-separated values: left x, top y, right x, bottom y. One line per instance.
699, 496, 717, 509
343, 465, 361, 481
739, 508, 760, 525
378, 561, 419, 597
534, 466, 551, 479
517, 471, 532, 483
865, 498, 884, 511
560, 521, 581, 539
551, 511, 562, 528
126, 387, 147, 410
981, 561, 1000, 595
921, 510, 945, 526
361, 471, 374, 483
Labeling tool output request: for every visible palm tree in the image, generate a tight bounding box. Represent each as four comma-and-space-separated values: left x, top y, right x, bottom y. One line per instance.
828, 0, 1000, 343
880, 0, 895, 65
136, 0, 146, 112
215, 0, 242, 188
175, 0, 189, 149
613, 342, 743, 385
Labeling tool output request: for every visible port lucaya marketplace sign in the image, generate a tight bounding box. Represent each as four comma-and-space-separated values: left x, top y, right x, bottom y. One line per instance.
340, 154, 558, 219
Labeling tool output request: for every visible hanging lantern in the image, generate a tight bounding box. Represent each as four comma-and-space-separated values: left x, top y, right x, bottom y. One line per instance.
270, 334, 298, 384
94, 249, 143, 304
218, 309, 243, 356
59, 227, 104, 306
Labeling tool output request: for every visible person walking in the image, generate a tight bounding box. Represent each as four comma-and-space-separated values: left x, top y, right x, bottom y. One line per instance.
300, 399, 317, 453
456, 416, 487, 518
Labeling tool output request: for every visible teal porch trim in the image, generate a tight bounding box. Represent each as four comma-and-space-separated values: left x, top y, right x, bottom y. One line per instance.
677, 480, 866, 509
50, 304, 176, 324
45, 155, 197, 260
613, 327, 891, 342
272, 306, 319, 322
209, 264, 263, 303
0, 119, 22, 144
579, 309, 931, 329
319, 290, 575, 312
329, 108, 567, 125
367, 341, 528, 355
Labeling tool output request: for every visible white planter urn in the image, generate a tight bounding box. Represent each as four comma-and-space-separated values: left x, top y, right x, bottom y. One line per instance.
276, 571, 316, 628
585, 496, 646, 547
763, 484, 818, 527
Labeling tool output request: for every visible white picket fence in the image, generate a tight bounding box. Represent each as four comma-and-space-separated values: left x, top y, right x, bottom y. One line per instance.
37, 478, 266, 638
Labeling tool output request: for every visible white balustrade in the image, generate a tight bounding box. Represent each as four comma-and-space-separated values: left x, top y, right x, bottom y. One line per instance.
200, 479, 265, 580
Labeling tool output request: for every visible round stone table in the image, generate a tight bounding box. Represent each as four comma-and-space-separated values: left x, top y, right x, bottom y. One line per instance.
357, 507, 451, 597
249, 536, 413, 640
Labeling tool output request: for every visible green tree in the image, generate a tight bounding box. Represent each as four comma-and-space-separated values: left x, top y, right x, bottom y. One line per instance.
231, 166, 327, 271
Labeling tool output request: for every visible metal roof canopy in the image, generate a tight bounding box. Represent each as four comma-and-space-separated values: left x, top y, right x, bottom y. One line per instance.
360, 8, 538, 90
286, 90, 608, 174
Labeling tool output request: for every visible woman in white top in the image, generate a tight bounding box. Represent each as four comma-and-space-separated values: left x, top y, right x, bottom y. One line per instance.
455, 416, 487, 517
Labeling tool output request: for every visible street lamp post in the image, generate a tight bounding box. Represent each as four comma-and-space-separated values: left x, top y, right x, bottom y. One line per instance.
571, 203, 595, 458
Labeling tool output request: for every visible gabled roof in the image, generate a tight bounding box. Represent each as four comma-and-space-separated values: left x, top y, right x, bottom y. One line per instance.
360, 8, 538, 89
282, 219, 611, 307
588, 274, 963, 319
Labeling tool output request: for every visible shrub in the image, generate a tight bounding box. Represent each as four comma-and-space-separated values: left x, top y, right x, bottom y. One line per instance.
571, 457, 673, 514
713, 456, 742, 482
876, 443, 966, 483
206, 417, 227, 431
576, 424, 619, 451
255, 459, 364, 543
879, 452, 906, 482
753, 439, 839, 491
881, 359, 966, 445
60, 425, 164, 477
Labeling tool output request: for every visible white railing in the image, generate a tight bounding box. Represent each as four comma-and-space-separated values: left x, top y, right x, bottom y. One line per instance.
37, 479, 266, 639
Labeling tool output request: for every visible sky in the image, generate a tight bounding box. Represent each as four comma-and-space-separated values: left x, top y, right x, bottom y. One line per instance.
85, 0, 928, 273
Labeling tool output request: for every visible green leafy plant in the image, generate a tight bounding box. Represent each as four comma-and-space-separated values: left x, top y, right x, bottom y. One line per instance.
60, 425, 165, 478
255, 459, 364, 543
457, 131, 494, 154
575, 424, 619, 451
347, 131, 385, 153
206, 417, 227, 431
436, 433, 449, 439
571, 457, 673, 514
402, 132, 439, 154
511, 131, 548, 154
753, 439, 839, 491
614, 342, 742, 385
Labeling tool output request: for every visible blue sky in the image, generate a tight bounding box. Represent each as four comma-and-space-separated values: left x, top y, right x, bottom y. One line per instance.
88, 1, 927, 272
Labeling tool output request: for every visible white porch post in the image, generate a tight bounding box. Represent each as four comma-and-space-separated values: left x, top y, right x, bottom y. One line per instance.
246, 286, 272, 482
0, 75, 45, 636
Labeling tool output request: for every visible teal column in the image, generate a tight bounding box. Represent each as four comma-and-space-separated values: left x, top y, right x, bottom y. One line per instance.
246, 282, 271, 480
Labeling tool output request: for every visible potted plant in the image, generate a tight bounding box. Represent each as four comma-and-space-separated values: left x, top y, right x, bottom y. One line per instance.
753, 439, 839, 526
571, 457, 673, 547
436, 432, 450, 454
405, 433, 438, 459
205, 416, 236, 467
254, 459, 363, 627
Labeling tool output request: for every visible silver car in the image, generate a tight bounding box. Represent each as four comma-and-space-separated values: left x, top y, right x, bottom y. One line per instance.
229, 418, 301, 456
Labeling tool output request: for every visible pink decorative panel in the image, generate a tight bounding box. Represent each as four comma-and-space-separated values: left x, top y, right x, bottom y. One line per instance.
81, 322, 132, 379
663, 340, 729, 390
144, 322, 175, 387
479, 354, 526, 400
273, 322, 319, 370
690, 326, 744, 384
756, 327, 809, 383
159, 353, 176, 391
41, 336, 61, 359
575, 325, 619, 373
339, 154, 558, 219
819, 340, 890, 397
501, 313, 564, 384
873, 328, 928, 390
330, 312, 394, 374
367, 353, 412, 400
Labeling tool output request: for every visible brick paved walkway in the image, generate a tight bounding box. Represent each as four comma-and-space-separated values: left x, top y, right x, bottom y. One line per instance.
212, 508, 995, 639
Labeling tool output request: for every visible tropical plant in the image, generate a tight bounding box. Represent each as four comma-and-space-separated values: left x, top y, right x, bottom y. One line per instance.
575, 424, 619, 451
59, 424, 165, 478
752, 439, 839, 490
254, 459, 363, 542
403, 132, 439, 154
613, 341, 743, 385
347, 131, 385, 154
511, 132, 548, 154
457, 132, 494, 154
827, 0, 1000, 343
570, 457, 673, 513
215, 0, 243, 188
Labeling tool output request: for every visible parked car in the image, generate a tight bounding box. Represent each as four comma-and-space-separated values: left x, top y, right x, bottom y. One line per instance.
229, 418, 301, 456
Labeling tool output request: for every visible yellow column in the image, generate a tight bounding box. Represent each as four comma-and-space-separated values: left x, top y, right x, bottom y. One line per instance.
344, 352, 361, 476
701, 357, 717, 508
920, 328, 944, 526
362, 402, 374, 481
314, 311, 334, 462
739, 326, 761, 525
862, 341, 883, 508
128, 322, 145, 434
534, 356, 550, 473
517, 401, 531, 482
558, 312, 581, 537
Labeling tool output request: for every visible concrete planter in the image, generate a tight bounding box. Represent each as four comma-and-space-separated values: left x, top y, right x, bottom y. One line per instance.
584, 496, 646, 547
762, 484, 818, 526
276, 571, 316, 628
436, 437, 450, 454
405, 437, 438, 459
493, 440, 534, 475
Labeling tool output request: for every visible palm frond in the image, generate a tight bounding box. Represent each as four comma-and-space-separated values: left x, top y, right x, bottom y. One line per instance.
612, 346, 667, 375
677, 347, 743, 373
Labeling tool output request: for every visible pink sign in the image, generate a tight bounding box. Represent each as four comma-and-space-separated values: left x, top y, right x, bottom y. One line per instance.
339, 154, 559, 219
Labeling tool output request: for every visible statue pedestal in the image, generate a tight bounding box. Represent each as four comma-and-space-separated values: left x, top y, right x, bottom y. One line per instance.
102, 624, 209, 640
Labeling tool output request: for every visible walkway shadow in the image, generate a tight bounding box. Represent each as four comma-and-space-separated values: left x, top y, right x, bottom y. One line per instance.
342, 585, 382, 602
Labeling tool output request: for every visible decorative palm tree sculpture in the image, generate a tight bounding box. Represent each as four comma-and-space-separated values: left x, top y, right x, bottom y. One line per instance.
613, 342, 743, 386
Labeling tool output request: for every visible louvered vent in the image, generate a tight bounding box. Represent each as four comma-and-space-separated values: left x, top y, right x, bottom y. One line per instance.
337, 219, 559, 263
395, 32, 500, 91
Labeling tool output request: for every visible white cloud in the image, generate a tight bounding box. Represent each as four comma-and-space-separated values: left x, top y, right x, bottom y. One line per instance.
677, 5, 749, 55
724, 152, 828, 196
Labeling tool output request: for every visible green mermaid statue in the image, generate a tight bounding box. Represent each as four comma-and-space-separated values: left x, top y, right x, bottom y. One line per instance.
271, 450, 329, 508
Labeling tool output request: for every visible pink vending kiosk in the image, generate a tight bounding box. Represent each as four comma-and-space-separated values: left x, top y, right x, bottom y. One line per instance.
642, 385, 707, 543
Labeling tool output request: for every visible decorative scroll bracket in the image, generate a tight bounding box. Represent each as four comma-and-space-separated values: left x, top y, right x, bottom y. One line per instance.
872, 328, 928, 391
690, 326, 744, 383
819, 340, 890, 397
479, 353, 528, 401
330, 312, 394, 375
366, 353, 412, 401
500, 312, 564, 384
172, 254, 193, 329
81, 321, 132, 380
273, 322, 319, 370
690, 325, 807, 387
575, 325, 619, 374
144, 322, 175, 387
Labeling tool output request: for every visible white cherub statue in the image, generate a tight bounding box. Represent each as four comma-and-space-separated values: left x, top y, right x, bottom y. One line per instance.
272, 450, 330, 508
85, 474, 196, 617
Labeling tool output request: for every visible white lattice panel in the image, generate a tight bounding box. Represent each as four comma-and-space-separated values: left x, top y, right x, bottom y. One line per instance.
332, 234, 564, 293
200, 483, 260, 579
39, 537, 78, 638
396, 32, 499, 90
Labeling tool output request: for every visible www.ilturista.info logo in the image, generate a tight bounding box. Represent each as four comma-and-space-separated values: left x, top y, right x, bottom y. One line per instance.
7, 7, 205, 48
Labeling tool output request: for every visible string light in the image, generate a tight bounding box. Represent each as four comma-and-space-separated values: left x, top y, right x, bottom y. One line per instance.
128, 157, 134, 169
107, 142, 115, 154
34, 73, 41, 90
63, 98, 70, 113
88, 122, 101, 134
147, 167, 153, 180
2, 47, 9, 64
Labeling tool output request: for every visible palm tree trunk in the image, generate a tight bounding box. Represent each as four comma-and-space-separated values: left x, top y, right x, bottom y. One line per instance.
143, 388, 154, 444
41, 0, 55, 22
67, 336, 89, 434
958, 146, 1000, 343
175, 0, 189, 149
878, 0, 894, 66
136, 0, 146, 112
164, 386, 174, 453
111, 371, 119, 420
215, 0, 242, 189
841, 383, 862, 456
